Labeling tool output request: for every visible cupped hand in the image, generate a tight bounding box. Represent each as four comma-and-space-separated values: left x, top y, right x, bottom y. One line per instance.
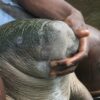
49, 11, 90, 78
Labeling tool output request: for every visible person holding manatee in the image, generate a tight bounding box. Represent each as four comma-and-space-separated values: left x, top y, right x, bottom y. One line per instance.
0, 0, 91, 99
16, 0, 90, 77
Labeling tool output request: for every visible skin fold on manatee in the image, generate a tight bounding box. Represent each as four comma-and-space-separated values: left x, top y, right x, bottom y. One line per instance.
0, 19, 93, 100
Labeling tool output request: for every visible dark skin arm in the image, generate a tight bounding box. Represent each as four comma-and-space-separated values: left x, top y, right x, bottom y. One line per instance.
17, 0, 89, 77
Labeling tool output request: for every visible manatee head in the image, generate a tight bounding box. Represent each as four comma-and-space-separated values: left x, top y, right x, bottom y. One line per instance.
13, 20, 79, 61
0, 19, 79, 78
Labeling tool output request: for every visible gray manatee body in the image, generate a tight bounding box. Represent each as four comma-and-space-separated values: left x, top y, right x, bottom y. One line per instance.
0, 19, 92, 100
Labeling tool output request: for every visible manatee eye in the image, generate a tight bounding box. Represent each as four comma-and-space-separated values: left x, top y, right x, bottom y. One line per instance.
16, 36, 23, 45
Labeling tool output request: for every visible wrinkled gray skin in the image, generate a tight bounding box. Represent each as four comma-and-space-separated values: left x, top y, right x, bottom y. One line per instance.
0, 19, 92, 100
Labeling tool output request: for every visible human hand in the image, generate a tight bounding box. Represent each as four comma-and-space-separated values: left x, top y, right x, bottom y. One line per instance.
49, 59, 77, 78
49, 37, 88, 78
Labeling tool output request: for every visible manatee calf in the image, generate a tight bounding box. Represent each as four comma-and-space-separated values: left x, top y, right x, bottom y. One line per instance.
0, 19, 92, 100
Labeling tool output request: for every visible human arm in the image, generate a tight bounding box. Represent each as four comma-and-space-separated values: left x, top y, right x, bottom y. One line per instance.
16, 0, 89, 36
17, 0, 74, 20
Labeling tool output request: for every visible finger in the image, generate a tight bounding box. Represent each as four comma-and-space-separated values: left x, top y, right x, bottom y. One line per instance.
56, 58, 75, 67
56, 65, 77, 76
56, 59, 67, 65
76, 29, 90, 38
50, 59, 68, 68
57, 58, 71, 64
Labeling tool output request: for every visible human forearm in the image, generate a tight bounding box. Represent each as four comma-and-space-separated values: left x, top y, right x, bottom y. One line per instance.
16, 0, 78, 20
17, 0, 87, 37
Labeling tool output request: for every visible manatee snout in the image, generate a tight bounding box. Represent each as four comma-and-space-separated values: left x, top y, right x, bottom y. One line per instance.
29, 20, 79, 61
0, 19, 79, 78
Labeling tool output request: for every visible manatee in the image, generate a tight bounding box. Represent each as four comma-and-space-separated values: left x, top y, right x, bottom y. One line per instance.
0, 19, 92, 100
